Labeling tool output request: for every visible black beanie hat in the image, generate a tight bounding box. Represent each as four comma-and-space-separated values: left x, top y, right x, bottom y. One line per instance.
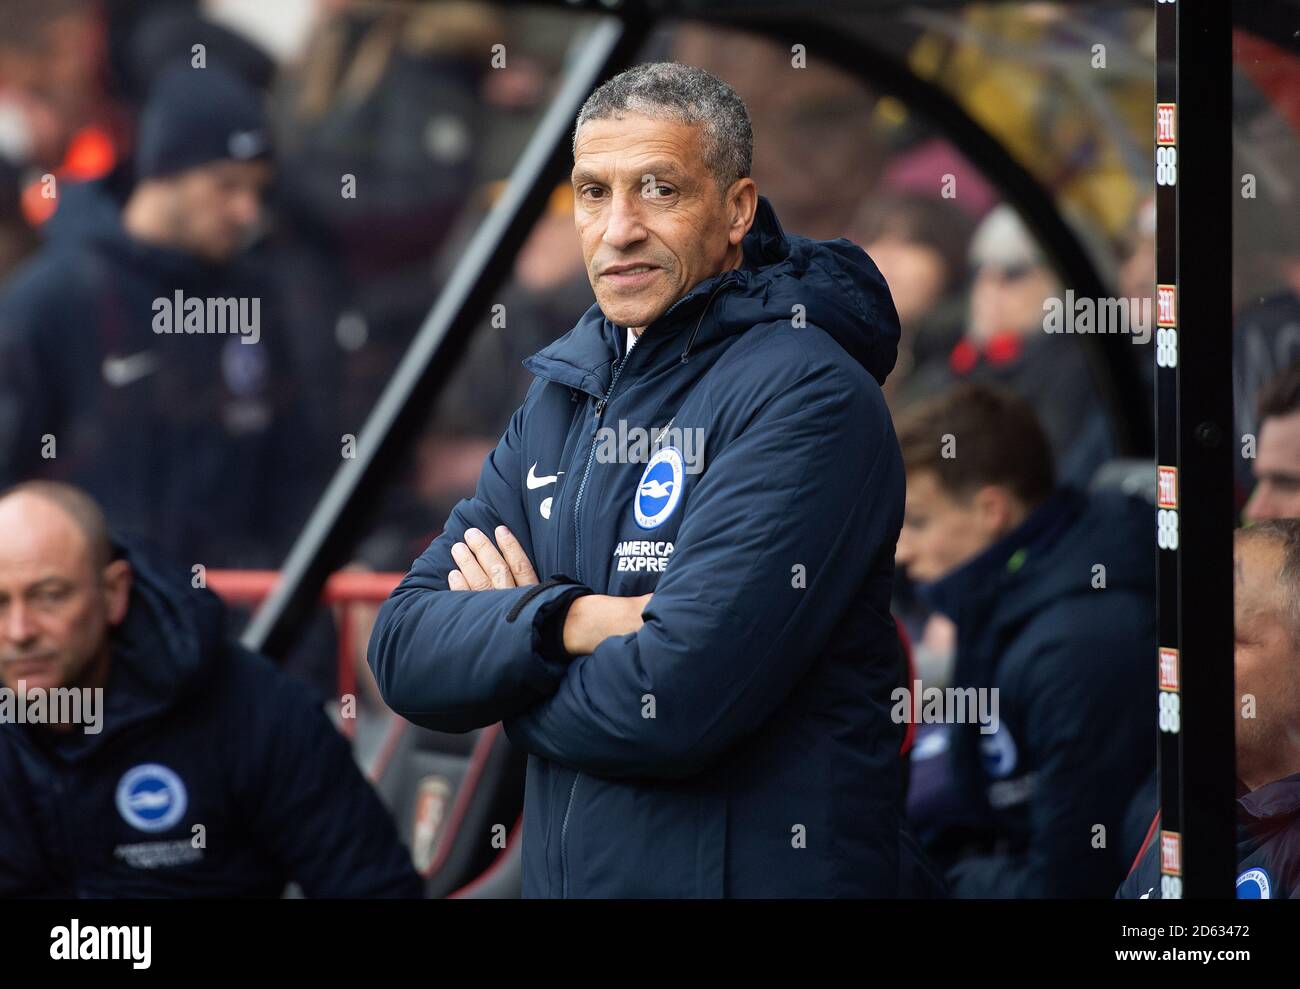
134, 60, 271, 179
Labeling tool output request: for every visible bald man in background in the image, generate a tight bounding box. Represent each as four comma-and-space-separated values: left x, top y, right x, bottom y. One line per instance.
1119, 522, 1300, 898
0, 481, 420, 897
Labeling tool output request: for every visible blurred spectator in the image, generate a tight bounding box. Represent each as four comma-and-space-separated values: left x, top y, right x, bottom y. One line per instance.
1243, 362, 1300, 523
0, 61, 324, 569
0, 481, 422, 897
850, 194, 974, 406
879, 136, 997, 223
895, 383, 1155, 897
0, 0, 276, 263
1119, 521, 1300, 899
0, 0, 130, 276
0, 0, 128, 176
908, 205, 1116, 486
1234, 279, 1300, 504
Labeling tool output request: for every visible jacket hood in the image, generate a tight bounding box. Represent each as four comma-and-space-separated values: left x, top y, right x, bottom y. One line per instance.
37, 537, 227, 761
923, 487, 1156, 629
525, 194, 900, 389
46, 177, 244, 288
90, 218, 238, 288
725, 195, 901, 384
42, 178, 125, 248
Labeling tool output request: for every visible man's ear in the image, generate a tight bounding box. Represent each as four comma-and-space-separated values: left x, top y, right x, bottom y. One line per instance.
727, 178, 759, 246
102, 559, 133, 627
972, 484, 1020, 537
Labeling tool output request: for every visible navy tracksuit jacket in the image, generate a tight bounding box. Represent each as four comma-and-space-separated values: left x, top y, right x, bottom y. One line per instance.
916, 487, 1157, 897
368, 195, 921, 897
0, 542, 422, 898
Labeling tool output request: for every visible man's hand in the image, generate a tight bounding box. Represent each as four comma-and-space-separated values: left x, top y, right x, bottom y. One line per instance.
563, 592, 653, 656
448, 526, 539, 589
446, 525, 652, 656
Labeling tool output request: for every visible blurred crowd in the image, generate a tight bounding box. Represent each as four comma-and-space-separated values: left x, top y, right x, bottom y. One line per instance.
0, 0, 1297, 898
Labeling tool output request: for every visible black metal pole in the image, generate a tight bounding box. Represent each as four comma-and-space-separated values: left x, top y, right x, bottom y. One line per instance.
1153, 0, 1236, 898
243, 16, 654, 657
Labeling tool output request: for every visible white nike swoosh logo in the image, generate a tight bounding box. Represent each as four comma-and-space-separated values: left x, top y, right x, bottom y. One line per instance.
526, 463, 563, 489
228, 130, 266, 158
102, 351, 160, 388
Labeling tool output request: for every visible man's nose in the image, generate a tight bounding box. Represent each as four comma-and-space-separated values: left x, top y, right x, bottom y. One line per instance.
601, 190, 648, 251
1243, 487, 1271, 524
2, 603, 37, 646
230, 189, 262, 229
895, 532, 914, 565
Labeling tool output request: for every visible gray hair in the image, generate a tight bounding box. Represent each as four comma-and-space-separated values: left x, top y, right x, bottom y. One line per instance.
572, 62, 752, 194
1238, 520, 1300, 644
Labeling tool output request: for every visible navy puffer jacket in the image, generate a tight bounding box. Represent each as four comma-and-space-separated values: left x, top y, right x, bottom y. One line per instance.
369, 196, 915, 897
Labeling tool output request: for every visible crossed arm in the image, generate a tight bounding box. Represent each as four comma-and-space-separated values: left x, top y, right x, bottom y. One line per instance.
370, 347, 902, 778
445, 523, 649, 656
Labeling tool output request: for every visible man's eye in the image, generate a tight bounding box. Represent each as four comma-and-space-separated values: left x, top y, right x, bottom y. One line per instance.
581, 186, 605, 201
645, 186, 674, 199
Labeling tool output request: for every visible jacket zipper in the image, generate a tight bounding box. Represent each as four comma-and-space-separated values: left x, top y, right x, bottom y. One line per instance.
559, 330, 640, 897
572, 331, 639, 585
559, 773, 580, 898
554, 279, 729, 896
566, 279, 729, 582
